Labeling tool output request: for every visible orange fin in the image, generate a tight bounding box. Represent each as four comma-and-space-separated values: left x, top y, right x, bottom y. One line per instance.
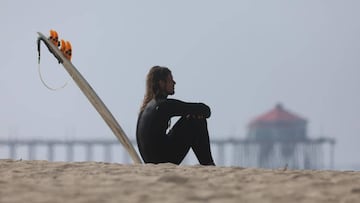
49, 29, 60, 47
64, 41, 72, 61
60, 39, 67, 53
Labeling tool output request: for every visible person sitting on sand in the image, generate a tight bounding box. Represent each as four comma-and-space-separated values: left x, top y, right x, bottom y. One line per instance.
136, 66, 215, 165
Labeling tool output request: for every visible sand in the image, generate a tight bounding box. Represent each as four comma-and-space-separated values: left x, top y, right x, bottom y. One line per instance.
0, 159, 359, 203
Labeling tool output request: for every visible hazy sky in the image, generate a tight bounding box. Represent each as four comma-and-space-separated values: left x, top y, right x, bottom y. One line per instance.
1, 0, 359, 169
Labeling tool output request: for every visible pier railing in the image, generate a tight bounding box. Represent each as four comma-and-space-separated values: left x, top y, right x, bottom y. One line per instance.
0, 138, 335, 169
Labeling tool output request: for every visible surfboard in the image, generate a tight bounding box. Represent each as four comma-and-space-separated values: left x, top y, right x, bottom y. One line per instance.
37, 31, 142, 164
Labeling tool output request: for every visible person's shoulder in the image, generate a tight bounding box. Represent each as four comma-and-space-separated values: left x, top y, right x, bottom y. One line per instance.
142, 99, 157, 111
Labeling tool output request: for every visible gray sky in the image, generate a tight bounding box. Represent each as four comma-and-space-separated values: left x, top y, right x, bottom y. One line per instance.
1, 0, 359, 169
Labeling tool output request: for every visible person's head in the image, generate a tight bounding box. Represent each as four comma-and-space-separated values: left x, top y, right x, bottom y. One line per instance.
140, 66, 176, 112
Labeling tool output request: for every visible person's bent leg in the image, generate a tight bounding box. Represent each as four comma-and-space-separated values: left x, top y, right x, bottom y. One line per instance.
165, 117, 193, 164
167, 117, 215, 165
189, 118, 215, 165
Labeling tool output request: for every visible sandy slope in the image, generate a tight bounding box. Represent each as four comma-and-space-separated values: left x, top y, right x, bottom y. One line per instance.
0, 159, 359, 203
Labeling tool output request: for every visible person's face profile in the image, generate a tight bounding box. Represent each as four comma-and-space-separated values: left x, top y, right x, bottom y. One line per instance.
164, 74, 175, 95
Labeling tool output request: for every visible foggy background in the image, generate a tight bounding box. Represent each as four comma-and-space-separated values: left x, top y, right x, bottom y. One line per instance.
1, 0, 359, 170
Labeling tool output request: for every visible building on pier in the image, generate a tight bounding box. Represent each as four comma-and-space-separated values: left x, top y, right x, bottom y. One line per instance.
241, 103, 335, 169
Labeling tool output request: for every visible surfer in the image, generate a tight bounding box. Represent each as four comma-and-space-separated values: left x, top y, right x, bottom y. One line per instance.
136, 66, 215, 165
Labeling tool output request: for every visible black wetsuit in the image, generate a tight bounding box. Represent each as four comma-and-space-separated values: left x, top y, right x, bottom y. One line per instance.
136, 97, 215, 165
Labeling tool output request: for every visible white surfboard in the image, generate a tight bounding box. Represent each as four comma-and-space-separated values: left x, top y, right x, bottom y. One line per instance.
37, 32, 142, 164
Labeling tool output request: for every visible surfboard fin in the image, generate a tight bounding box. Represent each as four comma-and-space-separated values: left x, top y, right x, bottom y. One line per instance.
49, 30, 60, 47
64, 41, 72, 61
60, 39, 66, 53
60, 38, 72, 61
41, 30, 72, 62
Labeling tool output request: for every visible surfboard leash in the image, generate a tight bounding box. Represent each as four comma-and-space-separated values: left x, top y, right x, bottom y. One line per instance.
37, 30, 70, 91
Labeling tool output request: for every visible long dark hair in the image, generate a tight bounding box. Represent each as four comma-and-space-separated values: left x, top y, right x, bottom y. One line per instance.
140, 66, 171, 113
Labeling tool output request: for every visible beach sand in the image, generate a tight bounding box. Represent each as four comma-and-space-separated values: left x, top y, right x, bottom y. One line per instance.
0, 159, 359, 203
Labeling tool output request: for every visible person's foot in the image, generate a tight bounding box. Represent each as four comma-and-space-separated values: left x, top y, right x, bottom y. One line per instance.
202, 162, 216, 166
